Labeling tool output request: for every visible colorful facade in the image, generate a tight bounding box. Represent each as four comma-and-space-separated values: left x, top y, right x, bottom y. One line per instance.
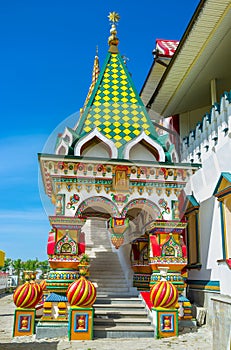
13, 9, 208, 339
39, 14, 198, 301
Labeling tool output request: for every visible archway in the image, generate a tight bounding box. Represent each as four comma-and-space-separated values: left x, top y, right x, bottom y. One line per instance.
75, 196, 120, 219
121, 198, 161, 242
118, 198, 161, 290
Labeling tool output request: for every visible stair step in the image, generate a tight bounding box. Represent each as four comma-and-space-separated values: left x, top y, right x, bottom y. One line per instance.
94, 285, 129, 290
90, 270, 123, 273
94, 297, 141, 305
94, 303, 145, 311
90, 271, 123, 275
92, 278, 124, 282
91, 270, 123, 274
96, 292, 137, 297
95, 287, 129, 292
90, 275, 124, 279
94, 309, 148, 318
94, 317, 151, 326
94, 325, 154, 338
90, 257, 121, 260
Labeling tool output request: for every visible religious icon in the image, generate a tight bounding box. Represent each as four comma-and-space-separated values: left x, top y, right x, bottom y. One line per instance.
77, 315, 86, 330
116, 170, 126, 186
163, 316, 171, 330
74, 314, 88, 332
19, 315, 31, 332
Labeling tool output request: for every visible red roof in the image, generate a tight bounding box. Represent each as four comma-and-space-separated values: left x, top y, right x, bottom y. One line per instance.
155, 39, 179, 58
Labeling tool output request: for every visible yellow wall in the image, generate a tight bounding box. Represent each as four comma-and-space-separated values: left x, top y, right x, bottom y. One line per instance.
0, 250, 5, 267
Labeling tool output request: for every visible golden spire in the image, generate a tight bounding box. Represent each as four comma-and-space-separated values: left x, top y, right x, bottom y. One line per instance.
108, 12, 120, 53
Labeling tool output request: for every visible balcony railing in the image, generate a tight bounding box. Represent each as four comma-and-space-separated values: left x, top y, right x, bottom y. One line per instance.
181, 91, 231, 163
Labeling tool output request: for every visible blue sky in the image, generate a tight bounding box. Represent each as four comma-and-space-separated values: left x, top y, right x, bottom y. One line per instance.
0, 1, 200, 261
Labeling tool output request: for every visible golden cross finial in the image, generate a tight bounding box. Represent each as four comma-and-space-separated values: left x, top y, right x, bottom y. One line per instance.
108, 12, 120, 24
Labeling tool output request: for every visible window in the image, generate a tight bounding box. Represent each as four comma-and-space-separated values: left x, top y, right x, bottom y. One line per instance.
214, 172, 231, 265
183, 195, 201, 268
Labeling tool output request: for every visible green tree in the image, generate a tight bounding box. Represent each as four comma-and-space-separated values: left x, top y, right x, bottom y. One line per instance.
1, 258, 12, 272
23, 258, 39, 272
39, 260, 50, 279
12, 259, 24, 286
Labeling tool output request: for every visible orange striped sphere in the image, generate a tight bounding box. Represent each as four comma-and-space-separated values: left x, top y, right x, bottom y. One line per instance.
150, 280, 178, 308
13, 282, 42, 308
40, 280, 47, 290
66, 276, 97, 307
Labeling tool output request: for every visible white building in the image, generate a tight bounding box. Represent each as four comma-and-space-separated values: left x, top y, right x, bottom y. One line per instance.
140, 1, 231, 348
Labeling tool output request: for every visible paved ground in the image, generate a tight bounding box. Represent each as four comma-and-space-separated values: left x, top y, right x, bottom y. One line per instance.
0, 293, 213, 349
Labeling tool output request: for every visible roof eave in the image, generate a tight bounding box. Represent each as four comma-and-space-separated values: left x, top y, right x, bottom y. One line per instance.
146, 0, 206, 111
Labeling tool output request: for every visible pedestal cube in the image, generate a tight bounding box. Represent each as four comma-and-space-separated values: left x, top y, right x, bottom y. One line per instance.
68, 307, 94, 340
152, 307, 178, 338
13, 308, 36, 337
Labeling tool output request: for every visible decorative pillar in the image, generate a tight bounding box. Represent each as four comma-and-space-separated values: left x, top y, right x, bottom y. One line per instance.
12, 280, 42, 337
13, 309, 36, 337
152, 308, 178, 338
67, 276, 97, 340
41, 302, 53, 320
148, 220, 188, 293
150, 275, 179, 338
68, 307, 94, 340
57, 302, 68, 320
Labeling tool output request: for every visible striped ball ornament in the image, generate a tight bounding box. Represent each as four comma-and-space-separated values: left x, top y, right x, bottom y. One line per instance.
13, 282, 42, 308
40, 279, 47, 290
150, 280, 178, 308
66, 276, 97, 307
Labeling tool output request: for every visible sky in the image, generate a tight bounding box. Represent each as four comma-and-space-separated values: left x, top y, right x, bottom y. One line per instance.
0, 0, 200, 261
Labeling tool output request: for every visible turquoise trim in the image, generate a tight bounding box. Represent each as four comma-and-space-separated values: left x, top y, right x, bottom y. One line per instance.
187, 279, 220, 292
187, 195, 199, 207
195, 211, 200, 263
213, 172, 231, 195
219, 201, 227, 259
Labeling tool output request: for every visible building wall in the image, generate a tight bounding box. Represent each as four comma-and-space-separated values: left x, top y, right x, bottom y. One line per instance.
212, 296, 231, 350
180, 105, 210, 139
183, 94, 231, 324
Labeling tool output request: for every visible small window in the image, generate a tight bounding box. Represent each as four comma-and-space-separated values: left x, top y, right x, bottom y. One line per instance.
80, 136, 111, 158
129, 140, 159, 161
213, 172, 231, 261
183, 195, 201, 268
58, 145, 67, 155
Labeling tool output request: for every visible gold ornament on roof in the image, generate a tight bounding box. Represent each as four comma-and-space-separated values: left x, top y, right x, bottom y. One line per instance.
108, 12, 120, 23
108, 12, 120, 52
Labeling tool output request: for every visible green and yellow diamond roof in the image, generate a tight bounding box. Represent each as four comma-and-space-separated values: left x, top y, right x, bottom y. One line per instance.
72, 14, 166, 159
75, 52, 165, 158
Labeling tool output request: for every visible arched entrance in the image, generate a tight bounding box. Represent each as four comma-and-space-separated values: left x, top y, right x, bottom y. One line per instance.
121, 198, 161, 243
75, 196, 120, 219
75, 196, 162, 291
119, 198, 161, 290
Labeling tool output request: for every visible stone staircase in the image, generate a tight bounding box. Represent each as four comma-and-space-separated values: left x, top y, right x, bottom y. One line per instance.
84, 219, 154, 338
85, 219, 133, 296
94, 296, 154, 338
